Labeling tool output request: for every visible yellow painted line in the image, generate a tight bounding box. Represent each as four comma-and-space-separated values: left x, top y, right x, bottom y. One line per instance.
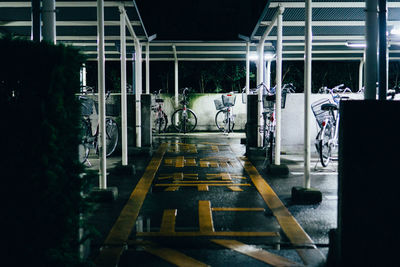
155, 183, 251, 187
174, 172, 184, 180
198, 184, 209, 191
165, 158, 173, 165
239, 157, 326, 266
160, 209, 177, 233
143, 244, 209, 267
212, 207, 265, 212
136, 231, 279, 237
198, 200, 215, 233
94, 143, 168, 266
227, 186, 244, 191
176, 156, 184, 168
165, 186, 180, 192
186, 158, 197, 166
173, 180, 234, 183
211, 239, 302, 267
211, 145, 219, 152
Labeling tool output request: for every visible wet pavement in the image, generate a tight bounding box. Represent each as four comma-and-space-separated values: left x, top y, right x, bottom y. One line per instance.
85, 132, 337, 267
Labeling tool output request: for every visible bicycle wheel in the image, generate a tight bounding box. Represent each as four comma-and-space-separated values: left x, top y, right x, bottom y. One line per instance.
154, 111, 168, 134
215, 110, 234, 132
319, 123, 333, 167
79, 119, 90, 164
105, 118, 119, 157
171, 108, 197, 133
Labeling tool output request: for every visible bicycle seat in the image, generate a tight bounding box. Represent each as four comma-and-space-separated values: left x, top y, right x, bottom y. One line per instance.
155, 99, 164, 103
321, 103, 338, 111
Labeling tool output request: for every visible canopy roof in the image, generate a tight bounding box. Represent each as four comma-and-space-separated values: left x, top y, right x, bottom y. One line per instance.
1, 0, 400, 61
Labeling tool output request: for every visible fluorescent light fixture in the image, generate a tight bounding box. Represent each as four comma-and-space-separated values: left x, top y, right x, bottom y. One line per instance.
346, 41, 366, 48
391, 27, 400, 35
248, 52, 276, 61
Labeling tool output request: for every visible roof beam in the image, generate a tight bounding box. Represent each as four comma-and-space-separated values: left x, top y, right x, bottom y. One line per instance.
0, 1, 134, 8
0, 20, 141, 27
260, 20, 400, 27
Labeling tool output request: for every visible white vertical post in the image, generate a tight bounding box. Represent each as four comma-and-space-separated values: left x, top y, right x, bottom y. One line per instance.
120, 8, 128, 165
266, 60, 271, 90
304, 0, 312, 189
42, 0, 56, 44
257, 43, 264, 147
246, 42, 250, 94
146, 42, 150, 94
274, 9, 283, 166
359, 59, 364, 93
97, 0, 107, 189
135, 43, 142, 147
365, 0, 378, 100
82, 64, 87, 87
173, 45, 179, 108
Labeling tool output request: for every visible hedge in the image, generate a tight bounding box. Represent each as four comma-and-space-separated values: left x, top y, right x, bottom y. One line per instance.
0, 37, 91, 266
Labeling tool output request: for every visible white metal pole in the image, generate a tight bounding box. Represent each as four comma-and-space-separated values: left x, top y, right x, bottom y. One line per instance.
257, 43, 264, 147
97, 0, 107, 189
266, 60, 271, 90
82, 64, 87, 87
246, 42, 250, 94
365, 0, 378, 100
359, 59, 364, 93
304, 0, 312, 189
146, 42, 150, 94
120, 8, 128, 165
173, 45, 179, 108
42, 0, 56, 44
135, 43, 142, 147
274, 10, 283, 166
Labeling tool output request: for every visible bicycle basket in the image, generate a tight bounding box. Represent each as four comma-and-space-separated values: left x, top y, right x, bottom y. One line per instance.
311, 98, 334, 128
79, 97, 94, 116
262, 91, 287, 109
214, 99, 224, 110
222, 94, 236, 107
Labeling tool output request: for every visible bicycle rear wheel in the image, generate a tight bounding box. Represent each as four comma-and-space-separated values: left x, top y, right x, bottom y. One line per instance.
215, 110, 234, 132
171, 108, 197, 133
319, 123, 333, 167
105, 118, 119, 156
79, 119, 90, 164
153, 111, 168, 134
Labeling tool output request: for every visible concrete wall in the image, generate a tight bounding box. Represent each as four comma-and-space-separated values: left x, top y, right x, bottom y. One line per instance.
81, 92, 364, 153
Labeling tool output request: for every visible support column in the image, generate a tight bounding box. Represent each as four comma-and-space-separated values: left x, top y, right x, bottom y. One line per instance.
365, 0, 379, 100
359, 60, 364, 93
274, 10, 283, 166
120, 8, 128, 165
42, 0, 56, 44
31, 0, 41, 42
257, 43, 264, 147
146, 42, 150, 94
266, 61, 271, 94
378, 0, 388, 100
246, 42, 250, 94
135, 43, 142, 147
291, 0, 321, 205
303, 0, 312, 189
173, 45, 179, 108
97, 0, 107, 189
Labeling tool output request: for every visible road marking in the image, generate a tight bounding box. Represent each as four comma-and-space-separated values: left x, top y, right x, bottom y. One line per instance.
212, 207, 265, 212
211, 239, 302, 267
143, 244, 209, 267
136, 231, 279, 237
199, 200, 215, 233
160, 209, 177, 233
239, 157, 326, 266
94, 143, 168, 267
227, 186, 244, 191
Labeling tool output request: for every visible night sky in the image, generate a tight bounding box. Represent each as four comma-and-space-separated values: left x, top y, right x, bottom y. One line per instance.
136, 0, 266, 41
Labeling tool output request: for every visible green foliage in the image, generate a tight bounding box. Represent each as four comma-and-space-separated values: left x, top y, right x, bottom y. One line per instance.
0, 37, 90, 266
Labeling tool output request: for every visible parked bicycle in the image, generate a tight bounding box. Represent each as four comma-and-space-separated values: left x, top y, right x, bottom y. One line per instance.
312, 91, 349, 167
214, 92, 236, 133
151, 89, 168, 134
171, 87, 198, 133
258, 83, 288, 164
318, 84, 352, 94
78, 87, 119, 165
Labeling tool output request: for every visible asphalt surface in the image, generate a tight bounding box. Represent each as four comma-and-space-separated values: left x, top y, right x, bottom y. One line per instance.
84, 132, 337, 266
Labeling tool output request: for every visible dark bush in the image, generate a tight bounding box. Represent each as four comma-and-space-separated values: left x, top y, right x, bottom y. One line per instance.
0, 37, 90, 266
